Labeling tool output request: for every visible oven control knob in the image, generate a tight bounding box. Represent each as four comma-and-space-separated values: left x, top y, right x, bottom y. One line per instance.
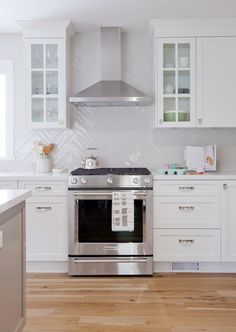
71, 177, 77, 184
81, 177, 87, 185
144, 177, 150, 184
107, 177, 113, 184
133, 177, 139, 184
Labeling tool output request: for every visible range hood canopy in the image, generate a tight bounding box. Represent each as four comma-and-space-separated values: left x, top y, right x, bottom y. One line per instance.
70, 27, 151, 107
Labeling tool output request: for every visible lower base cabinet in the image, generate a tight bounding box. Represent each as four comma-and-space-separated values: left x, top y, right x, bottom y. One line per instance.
0, 202, 26, 332
222, 182, 236, 261
26, 196, 68, 262
154, 229, 221, 262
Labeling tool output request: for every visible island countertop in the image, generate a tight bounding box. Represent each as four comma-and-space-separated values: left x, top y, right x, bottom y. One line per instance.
0, 189, 31, 215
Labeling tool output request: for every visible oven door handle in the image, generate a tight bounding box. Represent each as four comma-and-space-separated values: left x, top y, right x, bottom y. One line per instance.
73, 191, 148, 197
73, 258, 148, 263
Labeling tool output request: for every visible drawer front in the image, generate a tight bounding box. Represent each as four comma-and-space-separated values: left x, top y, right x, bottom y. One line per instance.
154, 181, 220, 196
154, 229, 220, 262
26, 196, 68, 261
18, 181, 67, 196
154, 196, 220, 228
0, 181, 17, 189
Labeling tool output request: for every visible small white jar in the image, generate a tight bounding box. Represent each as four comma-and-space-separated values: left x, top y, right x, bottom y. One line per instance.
36, 155, 51, 173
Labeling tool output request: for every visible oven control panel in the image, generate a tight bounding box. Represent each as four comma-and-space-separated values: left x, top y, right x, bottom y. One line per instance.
68, 174, 153, 189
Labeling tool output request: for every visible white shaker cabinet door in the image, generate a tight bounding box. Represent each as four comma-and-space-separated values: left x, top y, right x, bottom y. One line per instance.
26, 196, 68, 261
222, 182, 236, 261
197, 37, 236, 127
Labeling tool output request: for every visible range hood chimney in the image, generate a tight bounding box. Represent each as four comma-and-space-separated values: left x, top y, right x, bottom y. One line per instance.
69, 27, 151, 107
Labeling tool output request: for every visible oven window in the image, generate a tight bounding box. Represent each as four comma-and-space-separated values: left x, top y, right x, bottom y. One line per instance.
78, 199, 143, 243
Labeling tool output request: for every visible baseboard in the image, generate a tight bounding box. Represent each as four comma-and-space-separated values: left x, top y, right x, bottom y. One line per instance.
26, 261, 68, 273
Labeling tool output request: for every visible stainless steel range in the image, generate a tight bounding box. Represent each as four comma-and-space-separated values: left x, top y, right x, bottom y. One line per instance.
68, 168, 153, 276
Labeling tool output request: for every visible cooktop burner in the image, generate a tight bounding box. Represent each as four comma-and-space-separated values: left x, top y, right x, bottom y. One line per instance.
71, 167, 151, 176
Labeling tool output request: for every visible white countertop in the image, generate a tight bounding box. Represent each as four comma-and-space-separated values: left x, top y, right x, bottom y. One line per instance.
1, 170, 236, 181
0, 172, 69, 181
152, 171, 236, 180
0, 190, 31, 214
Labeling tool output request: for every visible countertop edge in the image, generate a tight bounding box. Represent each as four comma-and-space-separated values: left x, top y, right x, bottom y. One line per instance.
0, 190, 32, 215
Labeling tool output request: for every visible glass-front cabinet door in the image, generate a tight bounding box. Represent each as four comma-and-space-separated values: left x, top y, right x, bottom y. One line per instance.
157, 38, 196, 127
26, 39, 66, 128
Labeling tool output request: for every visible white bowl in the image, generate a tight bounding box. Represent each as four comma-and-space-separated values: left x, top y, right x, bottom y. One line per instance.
52, 168, 64, 174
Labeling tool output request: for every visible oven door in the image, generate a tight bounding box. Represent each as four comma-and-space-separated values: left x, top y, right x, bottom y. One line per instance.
69, 190, 153, 256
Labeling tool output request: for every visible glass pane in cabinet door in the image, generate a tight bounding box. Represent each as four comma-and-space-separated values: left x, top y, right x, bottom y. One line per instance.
178, 70, 190, 94
163, 71, 175, 95
178, 44, 190, 68
32, 98, 44, 122
46, 71, 58, 95
46, 44, 58, 69
178, 98, 190, 122
31, 44, 43, 69
31, 71, 43, 95
163, 44, 175, 68
164, 97, 176, 122
46, 98, 58, 122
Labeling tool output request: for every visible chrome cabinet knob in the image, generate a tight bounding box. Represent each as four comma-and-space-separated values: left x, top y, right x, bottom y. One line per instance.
81, 178, 87, 184
107, 177, 113, 184
71, 177, 77, 184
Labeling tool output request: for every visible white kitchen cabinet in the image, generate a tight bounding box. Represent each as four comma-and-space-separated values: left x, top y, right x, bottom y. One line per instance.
154, 229, 221, 262
152, 19, 236, 128
20, 20, 74, 129
25, 196, 68, 261
197, 37, 236, 127
154, 196, 220, 229
19, 179, 68, 263
221, 182, 236, 261
153, 179, 221, 263
156, 38, 196, 128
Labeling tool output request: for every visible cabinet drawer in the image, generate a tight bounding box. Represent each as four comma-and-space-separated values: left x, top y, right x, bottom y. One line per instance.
0, 181, 17, 189
19, 181, 67, 196
154, 229, 220, 262
154, 181, 220, 196
154, 196, 220, 228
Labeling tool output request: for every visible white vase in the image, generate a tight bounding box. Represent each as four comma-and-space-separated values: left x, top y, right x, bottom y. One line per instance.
36, 155, 51, 173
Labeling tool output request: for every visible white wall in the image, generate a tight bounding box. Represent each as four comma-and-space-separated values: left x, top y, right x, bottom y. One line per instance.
0, 32, 236, 172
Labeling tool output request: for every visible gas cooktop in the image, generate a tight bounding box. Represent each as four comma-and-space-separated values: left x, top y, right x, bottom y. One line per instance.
70, 167, 151, 176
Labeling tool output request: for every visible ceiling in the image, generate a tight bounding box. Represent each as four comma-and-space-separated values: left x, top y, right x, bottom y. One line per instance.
0, 0, 236, 33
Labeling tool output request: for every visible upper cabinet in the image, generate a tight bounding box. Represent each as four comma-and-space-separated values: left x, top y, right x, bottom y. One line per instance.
19, 20, 74, 129
152, 19, 236, 128
197, 37, 236, 127
157, 38, 195, 128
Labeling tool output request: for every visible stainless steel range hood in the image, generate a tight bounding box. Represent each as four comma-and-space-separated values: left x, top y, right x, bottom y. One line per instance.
69, 27, 151, 107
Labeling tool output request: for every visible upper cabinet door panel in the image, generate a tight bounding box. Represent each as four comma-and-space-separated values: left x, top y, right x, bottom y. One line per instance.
197, 37, 236, 128
156, 37, 196, 128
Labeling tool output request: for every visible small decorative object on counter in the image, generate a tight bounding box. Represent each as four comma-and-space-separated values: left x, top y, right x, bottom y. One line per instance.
32, 142, 54, 173
158, 164, 187, 175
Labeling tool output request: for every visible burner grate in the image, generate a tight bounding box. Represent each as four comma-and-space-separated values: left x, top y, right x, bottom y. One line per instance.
71, 167, 151, 176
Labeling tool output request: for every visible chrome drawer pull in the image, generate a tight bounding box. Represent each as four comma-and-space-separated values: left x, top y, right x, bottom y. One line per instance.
179, 186, 195, 191
178, 206, 195, 211
178, 239, 194, 244
35, 207, 52, 211
73, 258, 148, 264
35, 186, 52, 191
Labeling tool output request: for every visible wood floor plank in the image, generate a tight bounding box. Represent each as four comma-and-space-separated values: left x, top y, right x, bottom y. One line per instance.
22, 273, 236, 332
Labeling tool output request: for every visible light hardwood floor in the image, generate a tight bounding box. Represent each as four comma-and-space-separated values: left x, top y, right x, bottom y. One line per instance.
23, 273, 236, 332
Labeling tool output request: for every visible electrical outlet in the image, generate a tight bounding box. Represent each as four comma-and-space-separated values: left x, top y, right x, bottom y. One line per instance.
0, 231, 3, 249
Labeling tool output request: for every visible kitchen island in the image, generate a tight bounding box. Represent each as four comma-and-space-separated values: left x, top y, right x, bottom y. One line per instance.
0, 190, 31, 332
